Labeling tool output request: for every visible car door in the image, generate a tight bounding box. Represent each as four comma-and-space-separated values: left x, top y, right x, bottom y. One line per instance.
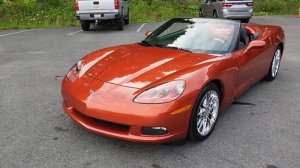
236, 40, 270, 96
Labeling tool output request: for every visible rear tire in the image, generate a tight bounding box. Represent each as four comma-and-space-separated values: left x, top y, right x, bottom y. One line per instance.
213, 11, 218, 18
265, 46, 282, 81
188, 83, 220, 142
242, 19, 250, 23
116, 17, 124, 31
124, 10, 129, 25
80, 20, 90, 31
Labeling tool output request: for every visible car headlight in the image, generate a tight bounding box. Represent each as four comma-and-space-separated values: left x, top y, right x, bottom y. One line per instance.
66, 60, 83, 82
134, 80, 185, 104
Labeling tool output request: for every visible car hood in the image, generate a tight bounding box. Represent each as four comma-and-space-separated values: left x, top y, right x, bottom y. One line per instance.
84, 44, 215, 89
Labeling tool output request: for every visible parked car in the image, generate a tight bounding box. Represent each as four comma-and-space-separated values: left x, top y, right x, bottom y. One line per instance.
199, 0, 253, 23
62, 18, 285, 144
75, 0, 129, 31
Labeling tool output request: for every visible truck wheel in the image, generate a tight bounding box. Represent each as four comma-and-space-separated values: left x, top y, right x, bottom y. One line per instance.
199, 8, 204, 17
80, 21, 90, 31
124, 11, 129, 25
116, 17, 124, 31
241, 19, 250, 23
213, 11, 219, 18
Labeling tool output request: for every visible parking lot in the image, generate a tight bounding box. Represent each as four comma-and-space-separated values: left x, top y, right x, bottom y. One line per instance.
0, 16, 299, 168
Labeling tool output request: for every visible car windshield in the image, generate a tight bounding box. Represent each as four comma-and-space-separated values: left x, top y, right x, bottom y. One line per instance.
142, 18, 240, 54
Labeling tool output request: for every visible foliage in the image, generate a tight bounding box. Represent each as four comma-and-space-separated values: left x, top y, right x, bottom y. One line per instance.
129, 0, 199, 22
0, 0, 77, 29
253, 0, 300, 16
0, 0, 300, 30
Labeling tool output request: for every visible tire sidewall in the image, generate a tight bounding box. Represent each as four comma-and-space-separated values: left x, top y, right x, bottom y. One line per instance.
116, 15, 124, 30
188, 83, 221, 141
80, 20, 90, 31
213, 11, 218, 18
199, 8, 204, 17
266, 47, 282, 81
124, 9, 129, 24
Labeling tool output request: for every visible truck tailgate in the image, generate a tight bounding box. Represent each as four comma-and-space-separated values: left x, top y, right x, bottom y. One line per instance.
78, 0, 115, 11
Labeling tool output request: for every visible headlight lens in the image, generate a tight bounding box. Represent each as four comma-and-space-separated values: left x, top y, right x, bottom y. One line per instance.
134, 80, 185, 104
66, 60, 83, 82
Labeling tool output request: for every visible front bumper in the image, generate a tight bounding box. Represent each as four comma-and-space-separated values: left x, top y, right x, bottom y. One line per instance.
61, 76, 193, 143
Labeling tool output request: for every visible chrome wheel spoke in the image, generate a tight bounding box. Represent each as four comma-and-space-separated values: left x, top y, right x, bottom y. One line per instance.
196, 90, 219, 136
271, 49, 281, 77
202, 94, 209, 108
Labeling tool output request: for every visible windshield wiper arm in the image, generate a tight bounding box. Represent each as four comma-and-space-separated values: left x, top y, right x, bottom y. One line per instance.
139, 40, 156, 47
160, 46, 192, 53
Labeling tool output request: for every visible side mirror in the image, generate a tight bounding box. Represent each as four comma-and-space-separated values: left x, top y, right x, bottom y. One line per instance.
244, 40, 266, 54
145, 31, 152, 37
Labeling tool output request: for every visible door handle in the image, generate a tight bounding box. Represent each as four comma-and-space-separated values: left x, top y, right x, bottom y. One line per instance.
93, 1, 99, 5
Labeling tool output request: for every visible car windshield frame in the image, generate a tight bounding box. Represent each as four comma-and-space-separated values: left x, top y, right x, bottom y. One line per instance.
142, 18, 241, 55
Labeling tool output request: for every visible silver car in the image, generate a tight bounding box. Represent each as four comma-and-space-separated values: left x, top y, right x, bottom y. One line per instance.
199, 0, 253, 23
75, 0, 129, 31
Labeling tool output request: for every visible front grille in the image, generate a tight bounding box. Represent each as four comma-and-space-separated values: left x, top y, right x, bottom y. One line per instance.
72, 108, 130, 134
92, 118, 130, 133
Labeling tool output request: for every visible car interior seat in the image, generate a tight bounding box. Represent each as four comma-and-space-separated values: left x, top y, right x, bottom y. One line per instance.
239, 27, 250, 49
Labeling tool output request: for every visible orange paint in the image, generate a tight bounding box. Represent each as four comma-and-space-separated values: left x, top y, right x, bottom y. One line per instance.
61, 21, 285, 143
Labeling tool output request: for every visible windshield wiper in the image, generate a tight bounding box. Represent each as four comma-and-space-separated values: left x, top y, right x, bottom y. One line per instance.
139, 40, 157, 47
160, 46, 192, 53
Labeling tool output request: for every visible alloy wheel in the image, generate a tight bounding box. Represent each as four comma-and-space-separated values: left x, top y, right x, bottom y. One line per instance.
196, 90, 219, 136
271, 49, 281, 77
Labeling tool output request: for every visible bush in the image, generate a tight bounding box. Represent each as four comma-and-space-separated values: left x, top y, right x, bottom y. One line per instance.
0, 0, 77, 29
129, 0, 199, 22
0, 0, 300, 30
254, 0, 300, 15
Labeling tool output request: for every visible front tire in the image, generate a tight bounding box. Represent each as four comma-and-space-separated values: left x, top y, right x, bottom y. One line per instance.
199, 8, 204, 17
265, 47, 282, 81
80, 20, 90, 31
188, 83, 221, 141
213, 11, 219, 18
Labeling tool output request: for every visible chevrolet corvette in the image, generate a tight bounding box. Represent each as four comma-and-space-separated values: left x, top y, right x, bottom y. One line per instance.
61, 18, 285, 143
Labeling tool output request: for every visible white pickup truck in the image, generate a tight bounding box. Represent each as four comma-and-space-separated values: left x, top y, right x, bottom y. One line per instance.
75, 0, 129, 31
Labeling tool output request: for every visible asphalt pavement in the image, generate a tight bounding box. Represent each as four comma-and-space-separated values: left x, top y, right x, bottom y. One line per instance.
0, 16, 299, 168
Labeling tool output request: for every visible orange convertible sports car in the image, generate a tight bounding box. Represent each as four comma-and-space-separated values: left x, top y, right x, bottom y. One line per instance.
62, 18, 285, 143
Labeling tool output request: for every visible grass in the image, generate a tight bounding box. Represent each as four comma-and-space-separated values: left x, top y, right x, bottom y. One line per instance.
253, 0, 300, 16
0, 0, 300, 30
0, 0, 78, 30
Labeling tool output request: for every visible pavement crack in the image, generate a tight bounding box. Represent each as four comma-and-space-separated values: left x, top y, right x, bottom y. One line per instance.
54, 126, 69, 132
55, 75, 64, 80
267, 164, 278, 168
169, 149, 199, 166
233, 101, 256, 106
215, 154, 247, 168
